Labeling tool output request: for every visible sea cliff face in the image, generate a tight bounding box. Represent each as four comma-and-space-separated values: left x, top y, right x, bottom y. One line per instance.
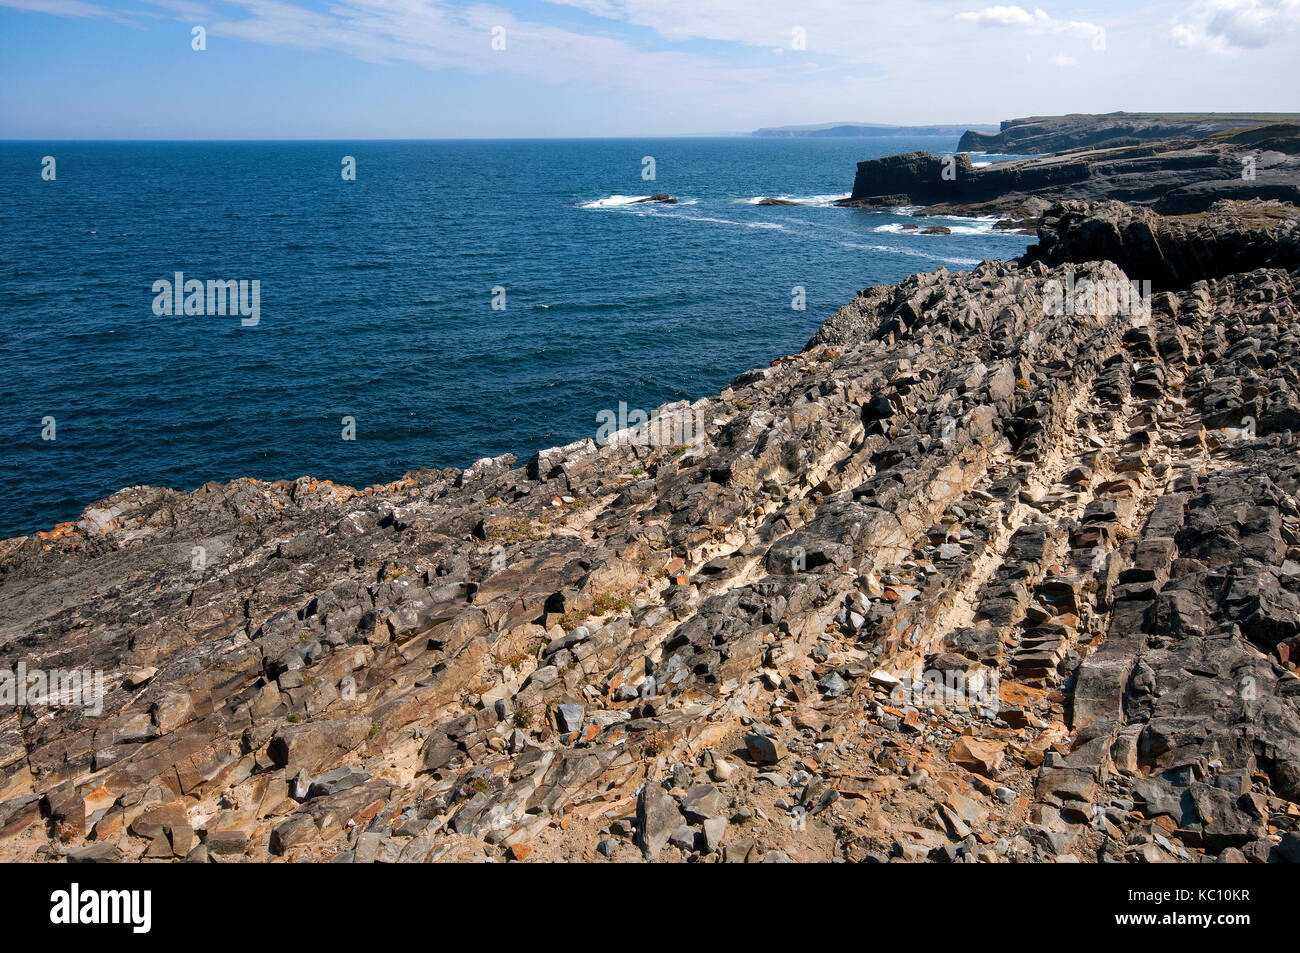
1026, 199, 1300, 287
842, 120, 1300, 222
3, 199, 1300, 864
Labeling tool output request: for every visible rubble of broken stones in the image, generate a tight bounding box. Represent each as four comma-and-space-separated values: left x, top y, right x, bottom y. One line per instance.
2, 199, 1300, 863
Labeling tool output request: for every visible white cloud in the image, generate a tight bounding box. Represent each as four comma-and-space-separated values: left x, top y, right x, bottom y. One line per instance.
954, 4, 1106, 53
1066, 20, 1105, 44
6, 0, 1298, 136
546, 0, 1052, 64
1172, 0, 1300, 54
3, 0, 1111, 78
0, 0, 125, 18
957, 6, 1050, 27
31, 0, 779, 92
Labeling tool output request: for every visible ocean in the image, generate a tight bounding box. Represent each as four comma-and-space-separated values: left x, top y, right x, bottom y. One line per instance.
0, 137, 1032, 538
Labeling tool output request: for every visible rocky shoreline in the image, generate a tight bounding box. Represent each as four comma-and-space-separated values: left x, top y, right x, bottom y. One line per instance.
3, 192, 1300, 863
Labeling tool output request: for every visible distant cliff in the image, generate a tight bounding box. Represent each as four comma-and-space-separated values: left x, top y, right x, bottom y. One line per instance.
958, 111, 1300, 154
755, 122, 997, 138
839, 123, 1300, 221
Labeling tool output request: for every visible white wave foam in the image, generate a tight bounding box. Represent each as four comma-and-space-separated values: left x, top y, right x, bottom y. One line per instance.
677, 214, 785, 230
740, 193, 850, 207
579, 195, 698, 210
929, 214, 1002, 235
871, 215, 1003, 236
579, 195, 659, 209
802, 193, 850, 207
840, 241, 980, 267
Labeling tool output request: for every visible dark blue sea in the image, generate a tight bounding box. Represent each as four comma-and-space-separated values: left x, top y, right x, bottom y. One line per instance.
0, 138, 1032, 538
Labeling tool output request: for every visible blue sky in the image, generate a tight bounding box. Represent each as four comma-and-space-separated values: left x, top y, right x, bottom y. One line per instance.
2, 0, 1298, 138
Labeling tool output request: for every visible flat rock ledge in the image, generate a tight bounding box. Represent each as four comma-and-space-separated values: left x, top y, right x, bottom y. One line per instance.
3, 199, 1300, 864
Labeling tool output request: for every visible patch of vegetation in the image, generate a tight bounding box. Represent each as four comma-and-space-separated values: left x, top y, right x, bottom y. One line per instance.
488, 519, 548, 544
591, 594, 632, 614
558, 593, 633, 632
1172, 204, 1297, 227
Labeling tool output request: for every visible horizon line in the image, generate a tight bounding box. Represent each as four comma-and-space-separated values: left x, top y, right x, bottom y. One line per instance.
0, 131, 994, 143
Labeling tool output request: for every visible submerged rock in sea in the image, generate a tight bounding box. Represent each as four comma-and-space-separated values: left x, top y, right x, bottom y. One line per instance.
3, 199, 1300, 863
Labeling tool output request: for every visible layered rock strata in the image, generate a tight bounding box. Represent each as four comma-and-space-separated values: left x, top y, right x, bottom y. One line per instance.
957, 112, 1299, 154
2, 201, 1300, 863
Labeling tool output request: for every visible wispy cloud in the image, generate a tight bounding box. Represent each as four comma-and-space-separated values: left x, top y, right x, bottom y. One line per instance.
1, 1, 1114, 81
4, 0, 1296, 137
7, 0, 781, 90
1172, 0, 1300, 54
2, 0, 129, 19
